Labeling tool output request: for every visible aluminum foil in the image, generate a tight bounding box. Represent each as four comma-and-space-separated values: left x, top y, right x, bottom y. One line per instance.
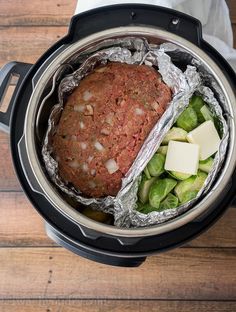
41, 37, 229, 228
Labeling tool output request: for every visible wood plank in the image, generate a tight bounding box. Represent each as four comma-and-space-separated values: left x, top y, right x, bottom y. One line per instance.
0, 0, 235, 28
0, 300, 235, 312
0, 247, 235, 300
0, 26, 68, 67
0, 24, 235, 70
0, 0, 76, 26
227, 0, 236, 23
0, 193, 53, 247
0, 132, 21, 191
0, 192, 236, 248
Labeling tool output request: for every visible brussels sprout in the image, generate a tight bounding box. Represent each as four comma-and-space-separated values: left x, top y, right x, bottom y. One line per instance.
181, 191, 199, 204
176, 106, 198, 132
138, 175, 156, 204
157, 145, 168, 155
193, 171, 208, 189
168, 171, 192, 181
199, 157, 214, 173
149, 178, 177, 208
136, 202, 158, 214
147, 153, 165, 177
162, 127, 187, 145
144, 166, 151, 179
189, 95, 205, 123
174, 171, 207, 202
200, 105, 214, 122
159, 193, 179, 210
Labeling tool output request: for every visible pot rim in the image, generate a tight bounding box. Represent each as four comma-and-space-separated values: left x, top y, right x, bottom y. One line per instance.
24, 26, 236, 237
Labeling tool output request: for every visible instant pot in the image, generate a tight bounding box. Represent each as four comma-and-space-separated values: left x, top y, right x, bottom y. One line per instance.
0, 5, 236, 267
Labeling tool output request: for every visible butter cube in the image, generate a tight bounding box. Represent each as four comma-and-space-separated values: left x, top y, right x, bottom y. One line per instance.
164, 141, 200, 175
187, 120, 220, 160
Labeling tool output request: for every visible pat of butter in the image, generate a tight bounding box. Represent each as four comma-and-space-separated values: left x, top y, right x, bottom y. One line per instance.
164, 141, 200, 175
187, 120, 220, 160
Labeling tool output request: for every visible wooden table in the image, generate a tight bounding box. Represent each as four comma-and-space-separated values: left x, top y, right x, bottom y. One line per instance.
0, 1, 235, 311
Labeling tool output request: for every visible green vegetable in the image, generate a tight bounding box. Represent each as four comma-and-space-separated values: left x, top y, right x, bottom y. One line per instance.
149, 178, 177, 209
147, 153, 165, 177
174, 171, 207, 203
144, 166, 151, 179
199, 157, 214, 173
189, 95, 205, 123
168, 171, 192, 181
136, 202, 158, 214
176, 106, 198, 131
193, 171, 208, 189
157, 145, 168, 156
200, 105, 214, 122
138, 175, 156, 204
162, 127, 187, 145
181, 191, 199, 204
159, 193, 179, 210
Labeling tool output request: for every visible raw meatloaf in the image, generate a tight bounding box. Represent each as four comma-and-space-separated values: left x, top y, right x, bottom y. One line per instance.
52, 62, 171, 197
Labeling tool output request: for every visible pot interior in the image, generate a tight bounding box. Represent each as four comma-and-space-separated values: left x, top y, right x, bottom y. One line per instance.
25, 26, 236, 237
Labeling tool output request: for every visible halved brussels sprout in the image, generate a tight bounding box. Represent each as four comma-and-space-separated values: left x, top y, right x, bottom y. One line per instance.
181, 190, 199, 204
176, 106, 198, 132
147, 153, 165, 177
157, 145, 168, 155
159, 193, 179, 210
199, 157, 214, 173
174, 171, 207, 203
189, 95, 205, 123
138, 175, 156, 204
149, 178, 177, 209
136, 202, 158, 214
162, 127, 187, 145
200, 105, 214, 122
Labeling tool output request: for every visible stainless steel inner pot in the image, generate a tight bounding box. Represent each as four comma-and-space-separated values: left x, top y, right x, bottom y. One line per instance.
23, 26, 236, 237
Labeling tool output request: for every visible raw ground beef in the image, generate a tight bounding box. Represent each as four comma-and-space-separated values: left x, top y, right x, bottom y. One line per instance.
52, 62, 171, 197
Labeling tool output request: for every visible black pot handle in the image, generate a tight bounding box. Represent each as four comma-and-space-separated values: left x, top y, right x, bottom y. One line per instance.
0, 62, 32, 133
69, 4, 202, 46
45, 222, 146, 267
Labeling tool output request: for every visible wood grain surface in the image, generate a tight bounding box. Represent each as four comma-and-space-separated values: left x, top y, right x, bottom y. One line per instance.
0, 0, 235, 311
0, 248, 235, 300
0, 300, 235, 312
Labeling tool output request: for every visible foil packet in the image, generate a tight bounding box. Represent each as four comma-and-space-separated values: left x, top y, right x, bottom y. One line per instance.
42, 37, 229, 228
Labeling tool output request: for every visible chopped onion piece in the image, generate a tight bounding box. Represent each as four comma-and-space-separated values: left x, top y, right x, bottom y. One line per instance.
68, 159, 79, 169
80, 142, 87, 150
83, 90, 92, 101
135, 108, 144, 115
90, 169, 96, 176
101, 128, 110, 135
79, 121, 85, 129
144, 60, 153, 66
152, 101, 159, 111
105, 112, 114, 125
74, 104, 85, 112
95, 67, 106, 73
82, 163, 89, 172
94, 141, 104, 151
88, 155, 94, 163
84, 104, 94, 115
105, 159, 119, 174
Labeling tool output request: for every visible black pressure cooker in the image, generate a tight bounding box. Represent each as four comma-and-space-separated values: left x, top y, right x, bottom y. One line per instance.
0, 5, 236, 267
